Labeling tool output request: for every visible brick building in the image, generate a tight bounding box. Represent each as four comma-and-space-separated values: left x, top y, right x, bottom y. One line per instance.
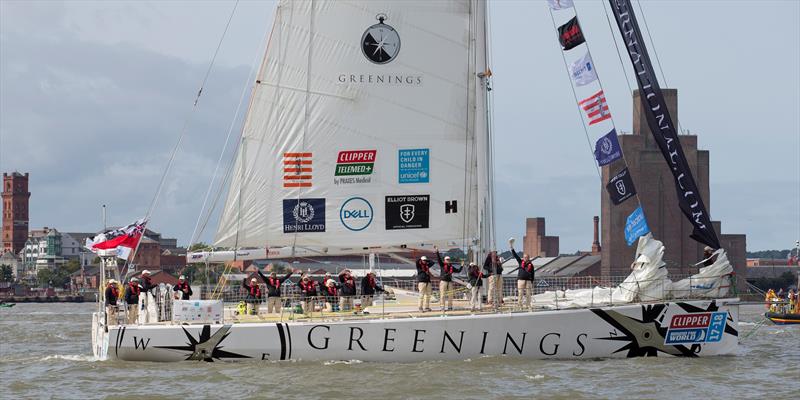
2, 172, 30, 255
522, 217, 559, 257
601, 89, 746, 284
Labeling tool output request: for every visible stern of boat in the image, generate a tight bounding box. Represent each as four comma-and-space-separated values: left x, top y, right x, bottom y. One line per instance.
91, 311, 110, 360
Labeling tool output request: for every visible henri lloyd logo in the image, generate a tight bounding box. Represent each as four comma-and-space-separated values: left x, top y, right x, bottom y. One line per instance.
340, 197, 373, 231
283, 198, 326, 233
334, 150, 376, 185
338, 14, 422, 86
385, 195, 429, 230
664, 312, 727, 345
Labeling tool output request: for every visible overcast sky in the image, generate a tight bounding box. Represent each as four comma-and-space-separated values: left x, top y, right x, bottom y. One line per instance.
1, 0, 798, 253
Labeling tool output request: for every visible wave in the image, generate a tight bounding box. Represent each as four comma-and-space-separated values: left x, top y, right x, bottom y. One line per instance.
526, 374, 545, 380
39, 354, 100, 362
323, 359, 363, 366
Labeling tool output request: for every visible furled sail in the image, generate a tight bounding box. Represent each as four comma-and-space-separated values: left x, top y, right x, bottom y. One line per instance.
215, 0, 490, 252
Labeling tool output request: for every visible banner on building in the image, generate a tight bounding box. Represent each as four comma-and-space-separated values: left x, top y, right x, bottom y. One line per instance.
548, 0, 574, 10
569, 51, 598, 87
579, 90, 611, 125
558, 17, 585, 50
608, 0, 720, 249
594, 129, 622, 166
625, 206, 650, 246
85, 219, 147, 260
606, 167, 636, 205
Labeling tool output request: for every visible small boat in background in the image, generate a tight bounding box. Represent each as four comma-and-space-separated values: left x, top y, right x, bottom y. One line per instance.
0, 302, 16, 308
765, 311, 800, 325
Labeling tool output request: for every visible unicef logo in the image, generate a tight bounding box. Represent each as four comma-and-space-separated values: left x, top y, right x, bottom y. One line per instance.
340, 197, 373, 231
293, 201, 315, 223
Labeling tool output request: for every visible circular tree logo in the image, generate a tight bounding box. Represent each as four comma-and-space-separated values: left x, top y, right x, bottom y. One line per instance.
340, 197, 373, 231
361, 14, 400, 64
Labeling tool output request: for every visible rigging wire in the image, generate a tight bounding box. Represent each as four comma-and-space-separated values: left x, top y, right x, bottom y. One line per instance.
189, 18, 270, 248
600, 0, 639, 128
126, 0, 240, 269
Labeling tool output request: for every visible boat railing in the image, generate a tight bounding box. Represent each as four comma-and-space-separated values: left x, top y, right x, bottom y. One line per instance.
100, 272, 736, 326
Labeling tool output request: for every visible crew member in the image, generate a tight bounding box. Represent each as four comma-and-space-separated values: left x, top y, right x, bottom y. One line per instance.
702, 247, 717, 267
339, 270, 357, 312
105, 279, 120, 325
298, 273, 318, 314
787, 289, 796, 314
361, 272, 385, 308
173, 275, 193, 300
435, 247, 463, 311
323, 278, 340, 312
416, 255, 433, 312
124, 277, 141, 324
467, 263, 483, 311
242, 277, 262, 315
140, 270, 157, 293
510, 238, 534, 309
483, 251, 503, 309
259, 270, 293, 313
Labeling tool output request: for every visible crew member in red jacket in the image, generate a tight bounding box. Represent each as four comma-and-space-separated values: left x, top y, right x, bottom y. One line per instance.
242, 277, 262, 315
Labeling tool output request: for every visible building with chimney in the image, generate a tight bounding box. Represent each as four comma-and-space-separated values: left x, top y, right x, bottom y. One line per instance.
522, 217, 559, 257
601, 89, 746, 284
2, 172, 30, 255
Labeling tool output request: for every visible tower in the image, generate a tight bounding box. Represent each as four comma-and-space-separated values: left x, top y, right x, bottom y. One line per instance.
2, 172, 30, 254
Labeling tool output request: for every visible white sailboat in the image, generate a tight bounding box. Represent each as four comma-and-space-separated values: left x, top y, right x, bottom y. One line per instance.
91, 0, 739, 362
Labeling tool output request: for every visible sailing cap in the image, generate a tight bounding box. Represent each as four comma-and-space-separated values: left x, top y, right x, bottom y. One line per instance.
131, 277, 139, 282
142, 270, 151, 275
178, 275, 185, 280
420, 256, 428, 261
444, 256, 451, 261
251, 278, 257, 282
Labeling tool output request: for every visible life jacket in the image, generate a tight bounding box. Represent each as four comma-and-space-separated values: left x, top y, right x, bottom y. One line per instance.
325, 285, 338, 296
108, 285, 119, 299
368, 275, 376, 288
443, 263, 453, 275
268, 278, 280, 288
128, 283, 141, 296
300, 280, 317, 295
523, 260, 534, 273
176, 282, 189, 291
249, 284, 261, 298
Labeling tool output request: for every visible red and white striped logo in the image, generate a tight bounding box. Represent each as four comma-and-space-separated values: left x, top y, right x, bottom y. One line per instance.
579, 90, 611, 125
283, 152, 312, 188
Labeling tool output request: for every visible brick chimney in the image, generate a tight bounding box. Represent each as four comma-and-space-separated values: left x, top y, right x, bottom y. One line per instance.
591, 216, 601, 255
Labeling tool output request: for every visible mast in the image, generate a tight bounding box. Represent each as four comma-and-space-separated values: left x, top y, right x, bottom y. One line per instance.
607, 0, 721, 249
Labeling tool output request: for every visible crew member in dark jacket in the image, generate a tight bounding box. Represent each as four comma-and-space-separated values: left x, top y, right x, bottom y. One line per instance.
298, 273, 318, 314
360, 272, 385, 307
105, 279, 120, 325
467, 263, 483, 311
435, 248, 463, 311
125, 277, 141, 324
483, 251, 503, 308
338, 270, 357, 311
173, 275, 193, 300
416, 255, 433, 312
322, 277, 341, 312
259, 270, 293, 313
510, 238, 534, 309
242, 277, 262, 315
140, 270, 158, 293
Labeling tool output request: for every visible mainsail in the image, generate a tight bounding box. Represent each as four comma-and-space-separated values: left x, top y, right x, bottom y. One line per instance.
215, 0, 491, 252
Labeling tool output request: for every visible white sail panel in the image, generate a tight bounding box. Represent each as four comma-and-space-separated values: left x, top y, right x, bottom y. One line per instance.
216, 0, 486, 250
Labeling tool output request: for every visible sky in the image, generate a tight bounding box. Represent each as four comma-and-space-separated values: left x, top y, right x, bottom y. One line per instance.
1, 0, 798, 253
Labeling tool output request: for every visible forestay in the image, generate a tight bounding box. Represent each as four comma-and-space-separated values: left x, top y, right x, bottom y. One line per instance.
215, 0, 490, 251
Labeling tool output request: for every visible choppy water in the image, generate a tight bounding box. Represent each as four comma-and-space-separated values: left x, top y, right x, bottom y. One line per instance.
1, 303, 797, 399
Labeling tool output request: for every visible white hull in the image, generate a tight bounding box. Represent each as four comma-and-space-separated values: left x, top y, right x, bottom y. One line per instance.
93, 298, 739, 362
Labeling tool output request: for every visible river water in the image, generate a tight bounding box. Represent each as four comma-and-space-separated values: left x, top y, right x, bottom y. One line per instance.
1, 303, 797, 399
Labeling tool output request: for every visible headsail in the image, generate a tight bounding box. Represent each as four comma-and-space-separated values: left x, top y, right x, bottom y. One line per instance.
607, 0, 720, 249
215, 0, 490, 252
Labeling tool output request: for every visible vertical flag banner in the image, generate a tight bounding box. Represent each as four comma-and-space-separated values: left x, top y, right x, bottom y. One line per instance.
608, 0, 720, 249
594, 129, 622, 166
558, 17, 586, 50
569, 52, 598, 86
579, 90, 611, 125
548, 0, 574, 10
625, 206, 650, 246
606, 167, 637, 205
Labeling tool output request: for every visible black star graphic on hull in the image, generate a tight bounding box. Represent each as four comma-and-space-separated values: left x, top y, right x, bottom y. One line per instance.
155, 324, 251, 362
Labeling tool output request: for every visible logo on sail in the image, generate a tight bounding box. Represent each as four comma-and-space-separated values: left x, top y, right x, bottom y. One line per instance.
361, 14, 400, 64
340, 197, 373, 231
385, 195, 429, 230
334, 150, 375, 185
283, 198, 326, 233
283, 152, 312, 188
398, 148, 429, 184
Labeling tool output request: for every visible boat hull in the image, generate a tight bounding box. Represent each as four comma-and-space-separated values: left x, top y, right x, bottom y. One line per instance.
95, 298, 739, 362
765, 312, 800, 325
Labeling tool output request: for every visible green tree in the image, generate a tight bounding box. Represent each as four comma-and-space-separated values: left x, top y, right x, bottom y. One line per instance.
188, 242, 210, 252
0, 264, 13, 282
64, 259, 81, 274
